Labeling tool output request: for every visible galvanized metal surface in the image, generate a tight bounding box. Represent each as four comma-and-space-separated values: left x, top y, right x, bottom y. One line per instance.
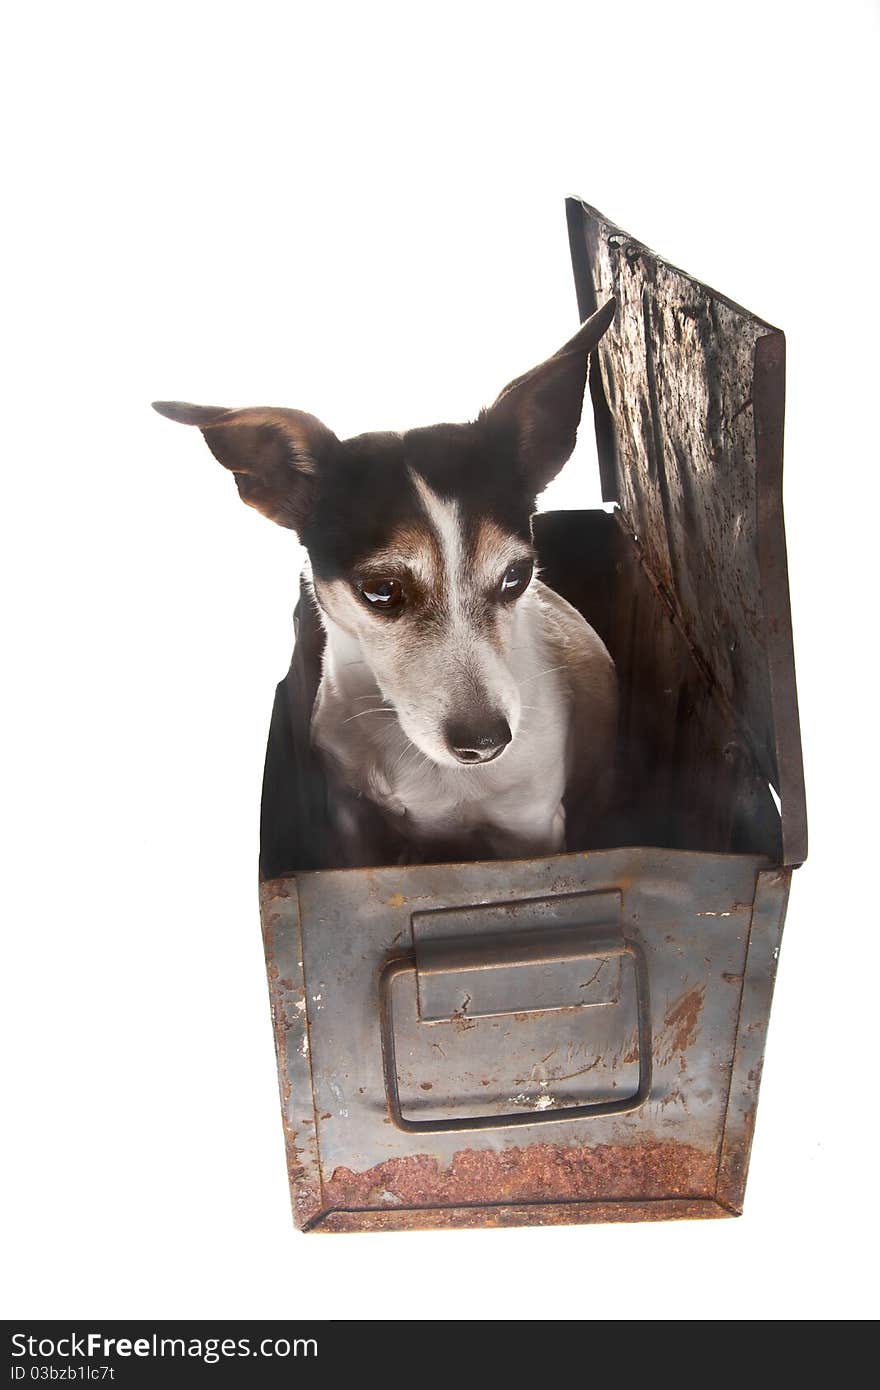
260, 852, 789, 1231
716, 867, 790, 1209
412, 891, 623, 1021
379, 931, 651, 1133
260, 883, 322, 1227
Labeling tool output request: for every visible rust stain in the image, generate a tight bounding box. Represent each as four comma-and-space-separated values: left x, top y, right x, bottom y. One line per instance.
662, 984, 705, 1056
285, 1130, 305, 1185
261, 916, 323, 1228
388, 892, 406, 908
323, 1139, 716, 1212
315, 1196, 731, 1233
260, 879, 292, 902
282, 1118, 322, 1226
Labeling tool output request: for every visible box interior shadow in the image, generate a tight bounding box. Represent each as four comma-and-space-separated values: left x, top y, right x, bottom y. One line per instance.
259, 503, 783, 879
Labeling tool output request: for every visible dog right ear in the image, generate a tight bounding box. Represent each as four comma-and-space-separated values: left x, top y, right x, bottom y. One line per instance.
483, 299, 616, 494
151, 402, 337, 532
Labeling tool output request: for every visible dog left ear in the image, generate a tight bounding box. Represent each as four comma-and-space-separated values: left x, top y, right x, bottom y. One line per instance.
484, 298, 616, 492
151, 402, 337, 532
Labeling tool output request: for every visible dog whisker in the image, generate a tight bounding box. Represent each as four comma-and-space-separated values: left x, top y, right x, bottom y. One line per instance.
390, 740, 419, 777
518, 664, 567, 687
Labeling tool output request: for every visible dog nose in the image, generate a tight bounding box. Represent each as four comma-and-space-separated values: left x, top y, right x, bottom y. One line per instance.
445, 715, 512, 764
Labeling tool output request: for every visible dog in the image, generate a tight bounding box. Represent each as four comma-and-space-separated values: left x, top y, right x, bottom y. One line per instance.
153, 299, 618, 865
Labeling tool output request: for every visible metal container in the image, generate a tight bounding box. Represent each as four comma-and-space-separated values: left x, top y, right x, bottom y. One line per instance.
258, 198, 806, 1232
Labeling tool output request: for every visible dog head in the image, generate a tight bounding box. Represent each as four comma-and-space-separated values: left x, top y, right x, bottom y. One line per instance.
154, 300, 614, 767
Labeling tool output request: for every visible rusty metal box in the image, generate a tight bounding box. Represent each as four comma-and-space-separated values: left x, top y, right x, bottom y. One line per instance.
258, 198, 806, 1232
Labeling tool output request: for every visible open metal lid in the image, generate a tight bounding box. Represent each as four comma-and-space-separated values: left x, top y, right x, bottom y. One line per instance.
566, 198, 806, 866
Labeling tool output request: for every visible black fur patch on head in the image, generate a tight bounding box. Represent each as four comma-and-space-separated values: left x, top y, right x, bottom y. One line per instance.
301, 418, 536, 582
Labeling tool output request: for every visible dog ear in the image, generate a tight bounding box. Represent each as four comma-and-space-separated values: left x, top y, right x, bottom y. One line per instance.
151, 402, 337, 531
484, 298, 616, 491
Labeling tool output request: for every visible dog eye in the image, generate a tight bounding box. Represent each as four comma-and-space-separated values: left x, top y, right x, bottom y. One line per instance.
498, 559, 533, 600
360, 578, 404, 612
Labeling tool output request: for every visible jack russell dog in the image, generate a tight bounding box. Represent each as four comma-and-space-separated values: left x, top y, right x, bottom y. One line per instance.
153, 299, 618, 865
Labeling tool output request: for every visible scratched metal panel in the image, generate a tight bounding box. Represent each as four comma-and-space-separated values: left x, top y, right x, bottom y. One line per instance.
716, 867, 789, 1209
566, 198, 806, 866
412, 891, 622, 1021
259, 880, 323, 1227
261, 848, 773, 1228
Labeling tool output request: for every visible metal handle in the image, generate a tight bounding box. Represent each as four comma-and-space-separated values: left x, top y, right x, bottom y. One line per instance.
378, 936, 652, 1134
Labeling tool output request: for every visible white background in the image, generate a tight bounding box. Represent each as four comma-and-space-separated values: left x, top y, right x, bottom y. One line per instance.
3, 1, 878, 1321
